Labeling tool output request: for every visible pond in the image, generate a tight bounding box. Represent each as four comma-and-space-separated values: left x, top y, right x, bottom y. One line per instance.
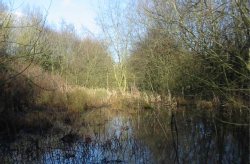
0, 107, 249, 163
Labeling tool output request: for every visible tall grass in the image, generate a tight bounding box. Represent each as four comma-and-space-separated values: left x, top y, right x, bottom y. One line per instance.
0, 62, 116, 137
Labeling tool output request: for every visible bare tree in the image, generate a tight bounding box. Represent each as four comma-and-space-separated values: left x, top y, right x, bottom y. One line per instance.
140, 0, 250, 99
97, 0, 139, 92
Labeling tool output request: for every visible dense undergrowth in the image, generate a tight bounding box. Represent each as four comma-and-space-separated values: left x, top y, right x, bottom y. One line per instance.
0, 62, 143, 140
0, 62, 249, 141
0, 62, 111, 140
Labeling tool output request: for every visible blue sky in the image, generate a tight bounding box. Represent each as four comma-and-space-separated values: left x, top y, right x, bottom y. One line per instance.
3, 0, 102, 36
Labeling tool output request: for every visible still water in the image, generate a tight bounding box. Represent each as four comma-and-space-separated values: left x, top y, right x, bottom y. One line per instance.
0, 107, 249, 163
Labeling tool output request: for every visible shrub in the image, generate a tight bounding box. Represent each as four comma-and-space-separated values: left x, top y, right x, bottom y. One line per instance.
67, 88, 88, 111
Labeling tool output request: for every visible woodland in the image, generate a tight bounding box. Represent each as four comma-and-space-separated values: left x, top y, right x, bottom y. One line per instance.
0, 0, 249, 151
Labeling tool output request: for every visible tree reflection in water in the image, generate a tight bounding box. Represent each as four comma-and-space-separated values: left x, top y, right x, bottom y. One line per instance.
0, 108, 249, 163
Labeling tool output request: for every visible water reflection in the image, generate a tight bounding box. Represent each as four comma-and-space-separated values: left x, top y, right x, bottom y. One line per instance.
0, 108, 249, 163
167, 110, 249, 164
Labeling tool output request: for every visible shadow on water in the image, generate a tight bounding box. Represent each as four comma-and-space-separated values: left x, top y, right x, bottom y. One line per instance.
0, 107, 249, 163
169, 109, 249, 164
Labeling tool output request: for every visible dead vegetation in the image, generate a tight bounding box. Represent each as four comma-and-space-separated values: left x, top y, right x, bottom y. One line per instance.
0, 61, 247, 141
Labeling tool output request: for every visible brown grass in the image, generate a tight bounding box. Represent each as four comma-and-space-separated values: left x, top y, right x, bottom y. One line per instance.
0, 62, 105, 136
176, 97, 189, 106
223, 97, 249, 110
196, 100, 214, 110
